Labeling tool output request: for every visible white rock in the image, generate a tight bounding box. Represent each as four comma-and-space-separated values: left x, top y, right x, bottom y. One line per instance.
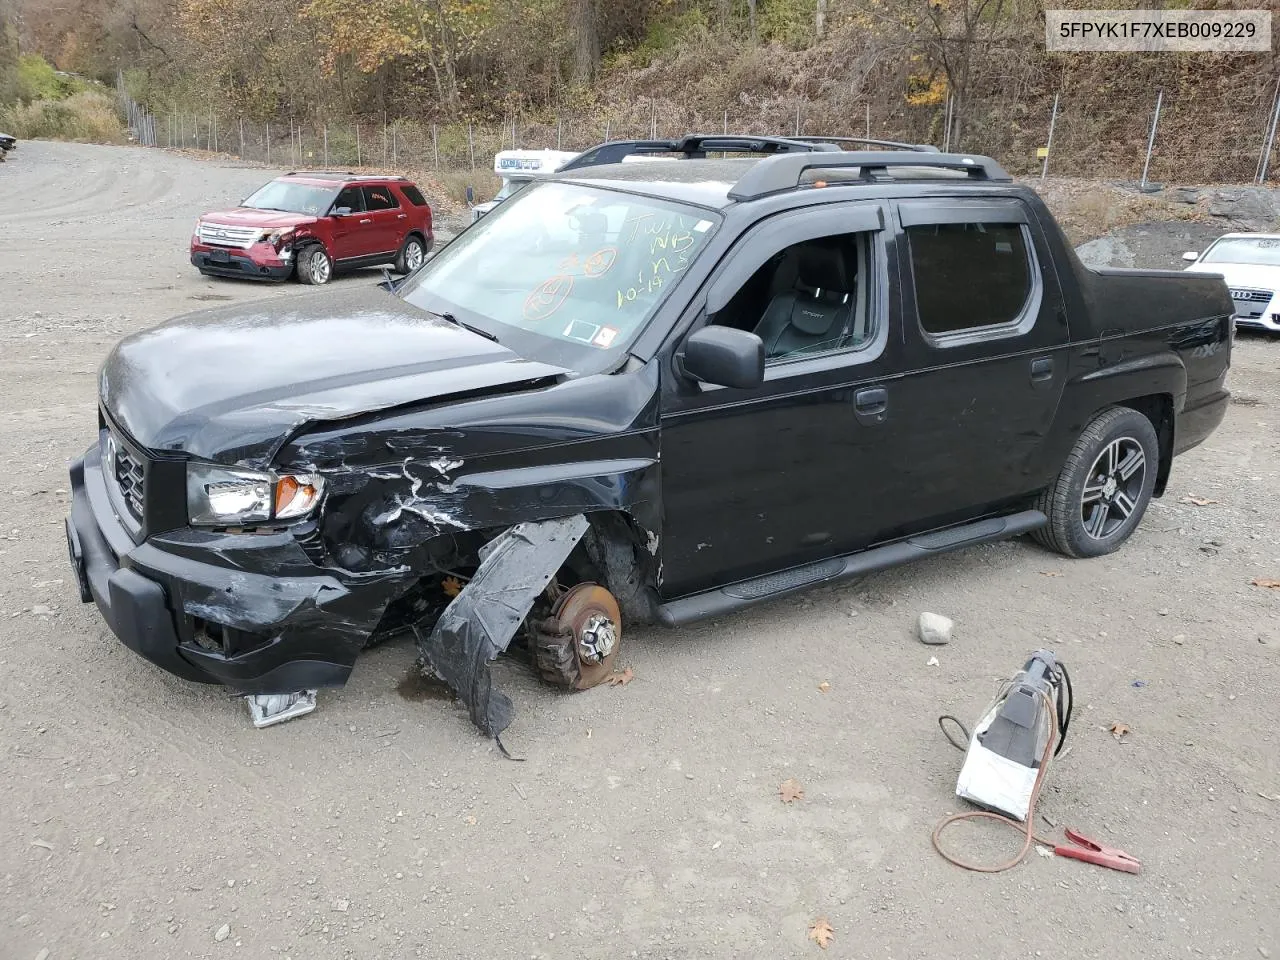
214, 923, 230, 942
918, 612, 953, 645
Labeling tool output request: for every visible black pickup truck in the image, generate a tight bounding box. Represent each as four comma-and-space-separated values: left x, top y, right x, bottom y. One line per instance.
66, 135, 1233, 736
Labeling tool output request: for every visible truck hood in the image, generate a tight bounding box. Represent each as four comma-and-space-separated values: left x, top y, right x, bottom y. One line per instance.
200, 207, 317, 229
100, 286, 568, 466
1185, 261, 1280, 293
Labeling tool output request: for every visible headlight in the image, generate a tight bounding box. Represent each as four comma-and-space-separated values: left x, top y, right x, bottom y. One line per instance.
186, 463, 324, 525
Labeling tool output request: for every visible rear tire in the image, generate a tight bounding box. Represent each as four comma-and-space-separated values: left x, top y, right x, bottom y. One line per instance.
394, 235, 426, 275
1033, 406, 1159, 558
297, 245, 332, 285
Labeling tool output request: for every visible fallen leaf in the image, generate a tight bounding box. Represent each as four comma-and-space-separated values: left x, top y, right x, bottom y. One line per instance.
441, 576, 463, 597
1180, 496, 1219, 506
817, 680, 830, 693
1109, 722, 1130, 740
30, 839, 53, 851
1039, 571, 1063, 577
779, 778, 805, 804
807, 918, 835, 949
605, 667, 634, 687
1251, 578, 1280, 589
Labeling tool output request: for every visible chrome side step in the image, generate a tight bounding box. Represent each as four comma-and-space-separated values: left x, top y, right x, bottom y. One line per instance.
655, 510, 1047, 626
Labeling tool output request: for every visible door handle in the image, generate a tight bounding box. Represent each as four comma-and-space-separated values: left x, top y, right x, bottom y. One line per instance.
854, 387, 888, 425
359, 218, 372, 225
1030, 357, 1054, 383
397, 213, 408, 220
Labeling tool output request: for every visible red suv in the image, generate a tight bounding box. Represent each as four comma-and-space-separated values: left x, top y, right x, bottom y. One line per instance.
190, 172, 434, 284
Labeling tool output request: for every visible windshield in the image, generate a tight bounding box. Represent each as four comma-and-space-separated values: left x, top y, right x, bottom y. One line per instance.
400, 180, 719, 372
493, 178, 527, 201
1201, 236, 1280, 266
243, 180, 338, 215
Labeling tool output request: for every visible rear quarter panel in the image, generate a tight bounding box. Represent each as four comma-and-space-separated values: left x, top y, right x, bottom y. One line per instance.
1038, 264, 1232, 486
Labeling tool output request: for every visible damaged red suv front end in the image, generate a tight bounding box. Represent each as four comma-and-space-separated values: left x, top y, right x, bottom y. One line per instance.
190, 208, 311, 281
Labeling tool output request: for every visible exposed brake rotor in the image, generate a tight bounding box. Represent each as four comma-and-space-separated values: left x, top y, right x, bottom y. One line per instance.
544, 582, 622, 690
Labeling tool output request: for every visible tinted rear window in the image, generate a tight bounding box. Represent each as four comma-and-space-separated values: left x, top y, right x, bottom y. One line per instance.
906, 222, 1031, 334
363, 185, 400, 211
401, 184, 429, 207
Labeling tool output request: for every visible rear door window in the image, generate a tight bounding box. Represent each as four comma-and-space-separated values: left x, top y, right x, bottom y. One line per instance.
905, 221, 1032, 335
363, 185, 400, 211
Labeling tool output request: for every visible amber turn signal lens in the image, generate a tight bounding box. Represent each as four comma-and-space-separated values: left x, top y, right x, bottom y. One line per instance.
274, 474, 323, 519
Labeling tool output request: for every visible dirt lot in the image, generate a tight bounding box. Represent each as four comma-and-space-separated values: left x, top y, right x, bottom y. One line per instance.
1, 140, 1278, 960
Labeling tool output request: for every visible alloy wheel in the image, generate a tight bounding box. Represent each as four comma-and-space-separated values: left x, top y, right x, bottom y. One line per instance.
1080, 437, 1146, 540
311, 249, 331, 283
405, 240, 424, 271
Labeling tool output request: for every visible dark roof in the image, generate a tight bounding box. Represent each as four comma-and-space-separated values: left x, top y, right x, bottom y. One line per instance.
556, 158, 762, 209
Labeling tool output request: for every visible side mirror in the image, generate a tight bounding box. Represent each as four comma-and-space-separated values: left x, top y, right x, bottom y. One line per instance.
681, 327, 764, 390
1182, 251, 1200, 262
333, 206, 353, 217
465, 185, 475, 206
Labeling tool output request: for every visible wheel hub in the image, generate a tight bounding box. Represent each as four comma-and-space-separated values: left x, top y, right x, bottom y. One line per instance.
577, 613, 617, 663
1102, 476, 1117, 500
549, 583, 622, 689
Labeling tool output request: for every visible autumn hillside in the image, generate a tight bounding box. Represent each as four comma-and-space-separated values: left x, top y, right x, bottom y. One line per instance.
3, 0, 1280, 184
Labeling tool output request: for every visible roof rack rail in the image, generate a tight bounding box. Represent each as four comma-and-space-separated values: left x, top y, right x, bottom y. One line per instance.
559, 134, 839, 172
727, 151, 1012, 201
791, 135, 939, 153
284, 170, 357, 178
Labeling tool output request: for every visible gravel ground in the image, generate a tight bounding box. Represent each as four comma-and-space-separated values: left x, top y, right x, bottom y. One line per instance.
2, 141, 1278, 960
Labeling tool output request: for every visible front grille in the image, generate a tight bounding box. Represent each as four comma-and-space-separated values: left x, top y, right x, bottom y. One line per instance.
1230, 287, 1271, 320
197, 222, 261, 249
108, 432, 146, 522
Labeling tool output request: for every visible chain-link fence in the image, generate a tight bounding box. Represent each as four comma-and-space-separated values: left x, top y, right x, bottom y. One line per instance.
118, 81, 1280, 189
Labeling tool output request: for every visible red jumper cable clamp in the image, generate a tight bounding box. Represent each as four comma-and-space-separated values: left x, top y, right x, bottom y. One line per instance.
1054, 828, 1141, 875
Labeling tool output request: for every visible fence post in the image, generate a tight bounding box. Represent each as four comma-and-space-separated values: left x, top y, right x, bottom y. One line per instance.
794, 103, 801, 136
1258, 78, 1280, 183
433, 124, 439, 169
865, 102, 870, 140
1140, 88, 1163, 190
212, 111, 217, 153
468, 123, 475, 169
393, 123, 398, 165
1040, 91, 1060, 182
723, 108, 728, 134
942, 96, 953, 152
356, 123, 362, 167
324, 125, 329, 167
266, 121, 270, 165
557, 118, 562, 150
605, 119, 611, 141
383, 112, 388, 165
650, 100, 657, 138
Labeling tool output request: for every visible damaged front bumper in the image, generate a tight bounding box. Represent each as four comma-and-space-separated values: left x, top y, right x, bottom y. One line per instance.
67, 442, 406, 694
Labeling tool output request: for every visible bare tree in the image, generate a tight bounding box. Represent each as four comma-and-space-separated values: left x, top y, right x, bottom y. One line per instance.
816, 0, 828, 39
572, 0, 598, 83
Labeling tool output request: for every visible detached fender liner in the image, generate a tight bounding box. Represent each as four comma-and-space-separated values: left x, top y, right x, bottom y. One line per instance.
414, 514, 589, 737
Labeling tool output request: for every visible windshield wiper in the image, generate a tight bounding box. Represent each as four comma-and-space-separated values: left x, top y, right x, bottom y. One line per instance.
431, 310, 499, 343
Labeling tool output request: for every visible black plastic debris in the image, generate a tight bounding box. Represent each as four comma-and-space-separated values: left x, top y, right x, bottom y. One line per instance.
413, 514, 589, 736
